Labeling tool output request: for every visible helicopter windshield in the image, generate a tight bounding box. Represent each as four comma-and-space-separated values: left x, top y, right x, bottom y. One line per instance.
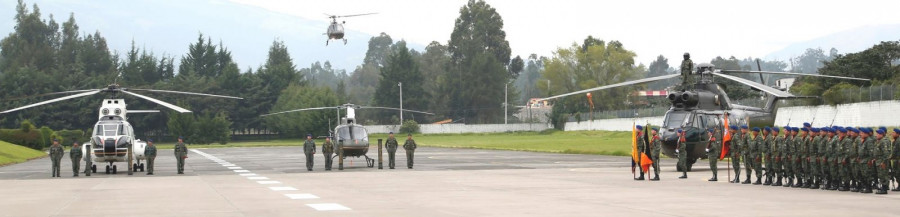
663, 112, 690, 129
335, 126, 368, 142
95, 124, 124, 137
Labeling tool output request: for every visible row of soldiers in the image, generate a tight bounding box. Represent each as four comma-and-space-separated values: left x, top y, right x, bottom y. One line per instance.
301, 132, 418, 171
708, 123, 900, 194
48, 137, 189, 177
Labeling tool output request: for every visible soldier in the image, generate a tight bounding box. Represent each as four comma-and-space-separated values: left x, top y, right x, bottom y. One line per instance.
303, 134, 316, 171
84, 140, 92, 176
892, 128, 900, 191
322, 137, 334, 170
810, 128, 822, 189
874, 129, 891, 194
837, 127, 850, 191
649, 127, 662, 181
729, 125, 742, 183
174, 136, 188, 174
793, 128, 808, 188
635, 125, 647, 181
762, 127, 773, 185
825, 127, 838, 190
770, 127, 782, 186
676, 129, 687, 179
385, 132, 399, 169
680, 52, 694, 88
144, 139, 157, 175
778, 127, 791, 187
49, 139, 64, 178
705, 128, 719, 181
859, 128, 874, 193
750, 127, 763, 185
70, 141, 82, 177
741, 125, 753, 184
403, 133, 418, 169
847, 127, 861, 192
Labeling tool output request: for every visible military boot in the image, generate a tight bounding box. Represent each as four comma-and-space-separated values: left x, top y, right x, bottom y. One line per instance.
634, 173, 645, 181
753, 176, 762, 185
764, 176, 772, 185
742, 177, 751, 184
850, 182, 860, 192
708, 175, 717, 182
650, 175, 659, 181
784, 178, 793, 188
839, 182, 849, 191
731, 176, 740, 183
876, 185, 888, 194
773, 175, 782, 187
862, 185, 873, 193
892, 185, 900, 192
829, 180, 839, 190
678, 171, 687, 179
792, 179, 802, 188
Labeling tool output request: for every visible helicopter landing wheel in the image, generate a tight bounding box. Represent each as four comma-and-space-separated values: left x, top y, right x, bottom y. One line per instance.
140, 163, 145, 172
105, 165, 110, 174
133, 163, 138, 172
91, 164, 97, 173
113, 165, 117, 174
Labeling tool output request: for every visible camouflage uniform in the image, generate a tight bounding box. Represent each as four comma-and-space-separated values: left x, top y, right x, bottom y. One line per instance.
826, 133, 839, 190
875, 135, 892, 194
859, 135, 875, 193
144, 143, 157, 175
751, 132, 764, 184
763, 132, 774, 185
742, 131, 753, 184
792, 132, 806, 187
386, 136, 399, 169
403, 136, 417, 169
174, 141, 188, 174
731, 130, 743, 183
849, 134, 861, 191
680, 54, 694, 88
771, 132, 783, 186
650, 134, 662, 180
70, 144, 82, 177
706, 130, 720, 181
303, 139, 316, 171
635, 131, 647, 180
781, 131, 793, 187
49, 143, 64, 177
677, 132, 688, 179
839, 134, 852, 191
322, 139, 334, 170
810, 132, 822, 188
892, 134, 900, 191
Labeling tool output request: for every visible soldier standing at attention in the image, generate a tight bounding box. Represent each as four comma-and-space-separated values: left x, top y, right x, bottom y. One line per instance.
144, 139, 157, 175
810, 128, 822, 189
403, 133, 417, 169
892, 128, 900, 191
385, 132, 399, 169
837, 127, 850, 191
742, 126, 753, 184
859, 129, 874, 193
771, 127, 783, 186
705, 128, 719, 182
762, 127, 773, 185
847, 128, 861, 192
634, 125, 647, 181
70, 141, 82, 177
84, 140, 92, 176
303, 134, 316, 171
729, 125, 742, 183
676, 129, 688, 179
174, 136, 188, 174
680, 52, 694, 88
650, 127, 662, 181
794, 128, 808, 188
781, 127, 793, 187
825, 127, 838, 190
322, 137, 334, 171
49, 139, 64, 178
750, 127, 764, 185
874, 129, 891, 194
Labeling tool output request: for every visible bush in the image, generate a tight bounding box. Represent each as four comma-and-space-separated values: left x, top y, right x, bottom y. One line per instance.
57, 130, 85, 145
399, 120, 420, 134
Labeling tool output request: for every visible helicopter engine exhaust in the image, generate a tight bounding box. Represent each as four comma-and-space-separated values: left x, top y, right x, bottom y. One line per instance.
680, 92, 699, 107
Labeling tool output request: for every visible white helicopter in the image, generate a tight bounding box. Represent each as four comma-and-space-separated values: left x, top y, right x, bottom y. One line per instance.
0, 84, 241, 174
323, 13, 376, 45
262, 103, 431, 168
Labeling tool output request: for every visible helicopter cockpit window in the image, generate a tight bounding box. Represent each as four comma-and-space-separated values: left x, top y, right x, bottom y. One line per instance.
334, 126, 369, 142
663, 112, 689, 128
100, 124, 120, 137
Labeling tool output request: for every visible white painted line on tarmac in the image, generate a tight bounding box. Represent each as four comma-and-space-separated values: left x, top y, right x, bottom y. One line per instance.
227, 167, 242, 169
222, 164, 235, 167
238, 173, 258, 176
306, 203, 351, 211
269, 187, 298, 191
285, 194, 319, 200
257, 181, 281, 184
234, 170, 250, 173
248, 176, 269, 180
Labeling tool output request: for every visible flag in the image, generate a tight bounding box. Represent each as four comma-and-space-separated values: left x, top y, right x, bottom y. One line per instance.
631, 122, 638, 164
720, 113, 730, 160
640, 152, 653, 172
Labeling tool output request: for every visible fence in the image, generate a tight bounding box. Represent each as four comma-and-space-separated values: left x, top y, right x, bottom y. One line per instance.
365, 123, 551, 134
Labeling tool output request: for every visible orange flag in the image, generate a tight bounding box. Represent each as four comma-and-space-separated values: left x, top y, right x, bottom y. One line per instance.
640, 152, 653, 172
720, 113, 730, 160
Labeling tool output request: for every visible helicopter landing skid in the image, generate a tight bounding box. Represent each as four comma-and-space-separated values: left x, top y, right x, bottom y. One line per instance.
332, 154, 375, 168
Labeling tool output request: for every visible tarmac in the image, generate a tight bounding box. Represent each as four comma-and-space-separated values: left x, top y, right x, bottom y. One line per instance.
2, 146, 900, 216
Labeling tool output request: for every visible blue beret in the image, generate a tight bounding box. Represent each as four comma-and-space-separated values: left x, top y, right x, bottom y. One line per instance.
851, 128, 860, 133
53, 138, 59, 142
178, 136, 184, 139
879, 127, 887, 132
708, 128, 715, 133
773, 127, 780, 132
894, 128, 900, 134
838, 128, 847, 133
307, 133, 313, 137
846, 127, 856, 131
752, 127, 760, 132
801, 128, 809, 132
652, 127, 659, 131
677, 129, 683, 133
860, 128, 869, 134
811, 128, 820, 133
793, 127, 800, 132
877, 129, 886, 135
635, 125, 643, 131
389, 131, 394, 134
148, 139, 153, 142
803, 122, 811, 127
741, 125, 749, 129
764, 127, 771, 131
730, 126, 738, 130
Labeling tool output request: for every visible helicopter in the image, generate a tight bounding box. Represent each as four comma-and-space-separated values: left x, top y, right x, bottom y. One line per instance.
0, 84, 241, 174
323, 13, 376, 45
540, 61, 869, 171
262, 103, 432, 168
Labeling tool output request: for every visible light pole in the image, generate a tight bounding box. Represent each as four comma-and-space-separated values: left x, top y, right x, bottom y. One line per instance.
398, 82, 403, 124
505, 82, 510, 125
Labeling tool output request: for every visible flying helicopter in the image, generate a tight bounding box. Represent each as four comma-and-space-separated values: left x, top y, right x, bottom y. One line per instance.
540, 60, 869, 171
323, 13, 376, 45
262, 103, 432, 168
0, 84, 242, 174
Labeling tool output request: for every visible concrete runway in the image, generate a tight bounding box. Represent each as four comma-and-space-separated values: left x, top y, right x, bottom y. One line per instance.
2, 146, 900, 216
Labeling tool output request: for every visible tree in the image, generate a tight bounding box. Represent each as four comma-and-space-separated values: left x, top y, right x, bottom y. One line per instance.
373, 42, 429, 124
444, 0, 515, 123
363, 32, 393, 67
646, 55, 675, 90
514, 54, 544, 102
265, 84, 339, 137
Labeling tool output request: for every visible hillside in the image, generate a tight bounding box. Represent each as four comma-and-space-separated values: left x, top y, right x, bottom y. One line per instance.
0, 140, 46, 166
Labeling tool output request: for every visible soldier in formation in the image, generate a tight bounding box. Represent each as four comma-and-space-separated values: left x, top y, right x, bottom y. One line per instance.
174, 136, 188, 174
385, 132, 399, 169
705, 128, 719, 182
70, 141, 82, 177
303, 134, 316, 171
403, 133, 417, 169
49, 139, 64, 178
634, 125, 647, 181
322, 137, 334, 170
649, 127, 661, 181
144, 139, 157, 175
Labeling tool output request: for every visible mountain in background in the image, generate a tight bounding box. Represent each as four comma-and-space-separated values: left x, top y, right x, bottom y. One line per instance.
766, 24, 900, 61
0, 0, 422, 71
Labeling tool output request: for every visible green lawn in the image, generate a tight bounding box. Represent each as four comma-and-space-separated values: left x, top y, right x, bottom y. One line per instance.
0, 140, 47, 166
151, 130, 635, 156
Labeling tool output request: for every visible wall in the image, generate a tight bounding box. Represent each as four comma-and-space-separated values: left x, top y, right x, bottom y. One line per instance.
773, 100, 900, 127
364, 123, 551, 134
564, 116, 665, 131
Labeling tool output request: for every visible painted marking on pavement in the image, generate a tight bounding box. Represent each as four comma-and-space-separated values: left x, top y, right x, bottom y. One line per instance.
227, 167, 242, 169
234, 170, 250, 173
248, 176, 269, 180
257, 181, 281, 184
285, 194, 319, 200
307, 203, 351, 211
238, 173, 258, 176
269, 187, 298, 191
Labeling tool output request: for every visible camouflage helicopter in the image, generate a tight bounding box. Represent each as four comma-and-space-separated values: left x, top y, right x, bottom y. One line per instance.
540, 60, 868, 171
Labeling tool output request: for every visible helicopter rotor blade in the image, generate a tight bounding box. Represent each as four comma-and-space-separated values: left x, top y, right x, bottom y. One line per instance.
121, 90, 192, 113
261, 107, 339, 117
0, 90, 102, 114
336, 13, 377, 18
3, 89, 100, 101
720, 70, 870, 82
540, 74, 680, 101
711, 72, 794, 97
128, 89, 243, 99
358, 106, 435, 115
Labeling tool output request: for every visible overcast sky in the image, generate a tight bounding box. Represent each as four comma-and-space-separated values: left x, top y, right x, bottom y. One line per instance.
232, 0, 900, 65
